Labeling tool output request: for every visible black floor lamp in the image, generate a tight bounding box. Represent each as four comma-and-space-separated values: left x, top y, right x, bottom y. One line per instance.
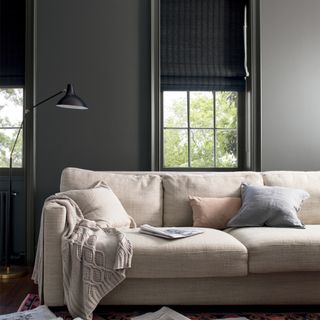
0, 83, 88, 280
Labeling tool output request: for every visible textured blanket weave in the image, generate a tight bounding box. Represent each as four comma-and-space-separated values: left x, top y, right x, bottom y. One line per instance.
32, 195, 133, 320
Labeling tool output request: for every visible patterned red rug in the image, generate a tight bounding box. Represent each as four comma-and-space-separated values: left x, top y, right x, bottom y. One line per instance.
18, 294, 104, 320
18, 294, 320, 320
101, 311, 320, 320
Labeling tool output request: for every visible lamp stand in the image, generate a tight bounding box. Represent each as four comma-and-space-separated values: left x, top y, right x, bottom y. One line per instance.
0, 147, 28, 280
0, 266, 28, 280
0, 91, 64, 281
0, 85, 87, 281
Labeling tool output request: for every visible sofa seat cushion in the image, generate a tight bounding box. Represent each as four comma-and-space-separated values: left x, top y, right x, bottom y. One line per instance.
227, 225, 320, 273
123, 228, 248, 278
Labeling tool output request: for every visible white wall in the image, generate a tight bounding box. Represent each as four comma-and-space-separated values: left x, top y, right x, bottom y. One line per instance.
261, 0, 320, 170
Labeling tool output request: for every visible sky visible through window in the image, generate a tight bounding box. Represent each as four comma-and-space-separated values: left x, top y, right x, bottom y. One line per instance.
0, 91, 22, 124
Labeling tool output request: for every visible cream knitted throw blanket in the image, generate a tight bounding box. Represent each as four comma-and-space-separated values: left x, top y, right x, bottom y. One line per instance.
32, 195, 133, 320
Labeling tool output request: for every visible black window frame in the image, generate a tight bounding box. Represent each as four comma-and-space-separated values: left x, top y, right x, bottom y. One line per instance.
160, 90, 245, 171
0, 85, 25, 175
0, 0, 26, 175
151, 0, 261, 172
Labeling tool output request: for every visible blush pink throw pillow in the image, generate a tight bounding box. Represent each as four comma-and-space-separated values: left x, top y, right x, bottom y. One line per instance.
189, 196, 241, 229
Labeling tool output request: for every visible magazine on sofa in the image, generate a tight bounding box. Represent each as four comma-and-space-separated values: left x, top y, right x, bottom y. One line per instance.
139, 224, 204, 239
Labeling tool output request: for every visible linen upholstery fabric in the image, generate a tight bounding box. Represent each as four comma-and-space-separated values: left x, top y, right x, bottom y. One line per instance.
227, 184, 308, 228
42, 202, 66, 306
227, 225, 320, 273
60, 168, 162, 226
123, 228, 247, 278
42, 169, 320, 308
263, 171, 320, 224
101, 273, 320, 305
57, 186, 135, 228
189, 196, 241, 229
163, 172, 263, 226
33, 195, 133, 319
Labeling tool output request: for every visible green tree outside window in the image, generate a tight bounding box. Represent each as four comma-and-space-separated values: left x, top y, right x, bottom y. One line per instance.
0, 88, 23, 168
163, 91, 238, 168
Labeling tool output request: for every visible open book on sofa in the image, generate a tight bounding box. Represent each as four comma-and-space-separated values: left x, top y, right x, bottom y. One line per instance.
139, 224, 204, 239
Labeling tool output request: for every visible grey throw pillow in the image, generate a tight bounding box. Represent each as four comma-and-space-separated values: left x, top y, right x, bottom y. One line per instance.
227, 183, 309, 228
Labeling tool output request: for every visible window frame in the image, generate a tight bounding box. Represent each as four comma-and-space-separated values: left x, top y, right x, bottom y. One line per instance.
0, 0, 34, 265
160, 90, 246, 171
151, 0, 261, 172
0, 85, 25, 175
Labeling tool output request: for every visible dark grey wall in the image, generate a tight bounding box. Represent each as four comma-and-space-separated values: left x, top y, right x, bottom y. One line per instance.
35, 0, 151, 228
260, 0, 320, 170
34, 0, 320, 236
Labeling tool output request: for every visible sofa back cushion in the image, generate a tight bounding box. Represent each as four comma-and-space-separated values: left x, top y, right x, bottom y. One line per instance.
162, 172, 264, 227
263, 171, 320, 224
60, 168, 163, 226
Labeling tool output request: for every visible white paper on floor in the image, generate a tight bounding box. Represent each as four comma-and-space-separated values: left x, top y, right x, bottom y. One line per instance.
0, 305, 60, 320
131, 307, 249, 320
131, 307, 190, 320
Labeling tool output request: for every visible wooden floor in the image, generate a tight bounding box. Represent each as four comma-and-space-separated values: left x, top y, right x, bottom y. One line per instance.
0, 272, 37, 315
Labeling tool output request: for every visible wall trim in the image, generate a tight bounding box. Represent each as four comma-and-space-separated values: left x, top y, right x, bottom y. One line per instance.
150, 0, 261, 172
25, 0, 36, 265
150, 0, 160, 171
247, 0, 261, 171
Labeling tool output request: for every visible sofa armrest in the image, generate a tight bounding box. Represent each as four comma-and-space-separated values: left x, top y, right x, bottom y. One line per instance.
43, 201, 66, 306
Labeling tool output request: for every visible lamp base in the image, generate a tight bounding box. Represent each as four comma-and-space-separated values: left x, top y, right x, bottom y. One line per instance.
0, 265, 28, 280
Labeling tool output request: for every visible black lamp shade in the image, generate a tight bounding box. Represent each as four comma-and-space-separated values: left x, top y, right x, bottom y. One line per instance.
56, 84, 88, 110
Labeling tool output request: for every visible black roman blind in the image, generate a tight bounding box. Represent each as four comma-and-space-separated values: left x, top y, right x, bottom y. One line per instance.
0, 0, 25, 86
161, 0, 247, 91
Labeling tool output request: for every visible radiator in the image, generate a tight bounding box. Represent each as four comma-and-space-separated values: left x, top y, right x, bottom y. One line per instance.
0, 191, 9, 264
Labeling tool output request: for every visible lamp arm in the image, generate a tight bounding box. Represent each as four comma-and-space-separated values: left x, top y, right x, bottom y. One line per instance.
25, 89, 66, 113
9, 122, 24, 162
10, 89, 65, 158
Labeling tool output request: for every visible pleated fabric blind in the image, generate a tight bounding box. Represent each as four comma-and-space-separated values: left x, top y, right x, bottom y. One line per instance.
161, 0, 247, 91
0, 0, 25, 86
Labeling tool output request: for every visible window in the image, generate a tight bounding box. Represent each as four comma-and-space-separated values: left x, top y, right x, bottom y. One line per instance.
0, 0, 25, 168
156, 0, 249, 170
163, 90, 242, 169
0, 88, 23, 167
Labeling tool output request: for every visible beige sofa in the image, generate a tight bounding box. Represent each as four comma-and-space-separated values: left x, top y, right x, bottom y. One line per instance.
42, 168, 320, 306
